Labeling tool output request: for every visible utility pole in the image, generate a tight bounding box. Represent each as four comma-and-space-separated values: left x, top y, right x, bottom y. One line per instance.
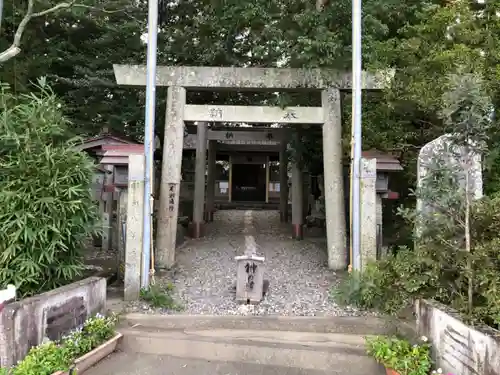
350, 0, 362, 272
142, 0, 159, 288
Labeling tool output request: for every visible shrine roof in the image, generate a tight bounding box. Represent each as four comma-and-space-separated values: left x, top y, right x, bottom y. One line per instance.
362, 150, 403, 172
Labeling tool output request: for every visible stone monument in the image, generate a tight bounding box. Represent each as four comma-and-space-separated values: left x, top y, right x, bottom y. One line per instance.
235, 250, 266, 304
417, 134, 483, 235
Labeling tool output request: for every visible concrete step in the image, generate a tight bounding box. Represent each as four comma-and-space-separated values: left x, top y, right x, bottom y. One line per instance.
104, 314, 390, 374
117, 326, 382, 373
90, 351, 375, 375
120, 313, 399, 335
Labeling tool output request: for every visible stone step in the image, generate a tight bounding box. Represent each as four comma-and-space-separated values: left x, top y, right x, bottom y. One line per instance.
116, 325, 383, 374
89, 351, 379, 375
120, 313, 398, 336
99, 314, 394, 374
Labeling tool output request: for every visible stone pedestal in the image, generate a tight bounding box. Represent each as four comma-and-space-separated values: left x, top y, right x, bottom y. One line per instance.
360, 158, 377, 269
205, 140, 217, 222
291, 155, 303, 240
191, 122, 207, 238
124, 154, 144, 301
157, 86, 186, 269
322, 88, 347, 270
235, 254, 265, 304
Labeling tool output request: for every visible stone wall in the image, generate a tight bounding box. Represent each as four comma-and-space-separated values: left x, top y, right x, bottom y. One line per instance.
416, 299, 500, 375
0, 277, 107, 368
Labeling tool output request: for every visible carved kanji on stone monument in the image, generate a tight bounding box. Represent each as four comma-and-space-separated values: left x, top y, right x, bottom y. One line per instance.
235, 253, 265, 304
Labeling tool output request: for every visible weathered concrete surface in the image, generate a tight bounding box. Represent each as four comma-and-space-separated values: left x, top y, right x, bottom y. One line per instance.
88, 318, 387, 375
184, 105, 323, 124
416, 299, 500, 375
157, 86, 186, 268
205, 140, 216, 222
124, 154, 144, 301
89, 351, 364, 375
121, 313, 399, 335
113, 65, 393, 90
0, 277, 106, 368
117, 189, 127, 282
360, 158, 377, 269
117, 328, 381, 372
191, 122, 207, 238
322, 88, 347, 270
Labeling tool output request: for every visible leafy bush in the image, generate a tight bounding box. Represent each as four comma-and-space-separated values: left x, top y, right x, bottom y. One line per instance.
333, 194, 500, 327
333, 74, 500, 327
333, 247, 439, 315
140, 282, 184, 310
0, 80, 99, 297
366, 335, 432, 375
3, 313, 118, 375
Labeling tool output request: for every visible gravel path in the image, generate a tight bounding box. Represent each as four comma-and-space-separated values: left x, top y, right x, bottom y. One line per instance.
128, 210, 363, 316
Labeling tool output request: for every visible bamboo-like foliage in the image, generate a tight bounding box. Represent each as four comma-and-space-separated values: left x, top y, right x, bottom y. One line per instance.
0, 78, 99, 297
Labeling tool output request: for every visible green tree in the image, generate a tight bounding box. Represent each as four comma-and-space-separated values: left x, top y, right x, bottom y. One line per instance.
0, 80, 99, 296
0, 0, 148, 138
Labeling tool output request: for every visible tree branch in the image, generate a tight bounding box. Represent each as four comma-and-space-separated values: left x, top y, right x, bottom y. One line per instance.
0, 0, 140, 64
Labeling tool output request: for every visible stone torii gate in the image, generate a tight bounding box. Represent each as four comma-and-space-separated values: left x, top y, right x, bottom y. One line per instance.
113, 65, 390, 271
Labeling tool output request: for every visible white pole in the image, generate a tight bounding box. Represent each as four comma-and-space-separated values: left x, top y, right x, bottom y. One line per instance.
142, 0, 159, 288
351, 0, 362, 271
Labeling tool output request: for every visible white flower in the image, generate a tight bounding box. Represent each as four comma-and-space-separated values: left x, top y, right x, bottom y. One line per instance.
437, 368, 442, 374
420, 336, 428, 342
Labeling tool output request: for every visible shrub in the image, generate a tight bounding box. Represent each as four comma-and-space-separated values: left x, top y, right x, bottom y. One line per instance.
366, 335, 432, 375
0, 80, 99, 297
333, 74, 500, 326
333, 247, 439, 315
3, 313, 117, 375
333, 194, 500, 328
140, 282, 184, 310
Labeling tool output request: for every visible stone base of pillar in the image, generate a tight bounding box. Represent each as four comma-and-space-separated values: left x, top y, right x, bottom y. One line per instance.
188, 221, 206, 239
204, 211, 215, 222
292, 224, 303, 240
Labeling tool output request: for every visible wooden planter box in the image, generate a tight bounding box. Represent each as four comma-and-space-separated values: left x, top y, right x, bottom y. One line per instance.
53, 332, 123, 375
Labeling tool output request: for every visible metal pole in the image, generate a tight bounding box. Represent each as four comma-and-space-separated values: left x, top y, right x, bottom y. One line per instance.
351, 0, 362, 271
0, 0, 3, 32
142, 0, 159, 288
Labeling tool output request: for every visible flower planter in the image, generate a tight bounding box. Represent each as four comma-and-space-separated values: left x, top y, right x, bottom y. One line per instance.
52, 332, 123, 375
385, 368, 400, 375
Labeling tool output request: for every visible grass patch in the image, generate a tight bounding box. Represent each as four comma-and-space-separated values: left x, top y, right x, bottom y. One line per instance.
140, 282, 184, 311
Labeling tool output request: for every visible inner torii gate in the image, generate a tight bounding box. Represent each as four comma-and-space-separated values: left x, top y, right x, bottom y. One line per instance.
114, 65, 390, 272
